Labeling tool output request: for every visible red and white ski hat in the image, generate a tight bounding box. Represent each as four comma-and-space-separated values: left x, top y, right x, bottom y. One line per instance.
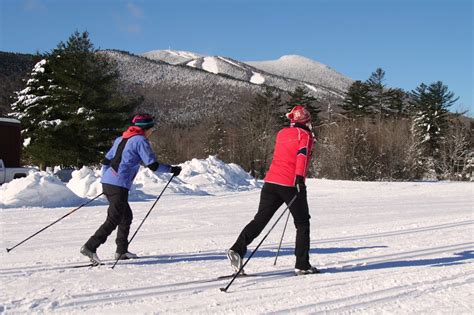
131, 113, 155, 129
286, 105, 311, 124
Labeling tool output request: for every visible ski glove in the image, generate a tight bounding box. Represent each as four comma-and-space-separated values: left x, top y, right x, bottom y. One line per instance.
171, 165, 182, 176
295, 175, 306, 193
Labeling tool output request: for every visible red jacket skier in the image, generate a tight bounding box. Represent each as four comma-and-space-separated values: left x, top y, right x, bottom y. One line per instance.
227, 105, 319, 275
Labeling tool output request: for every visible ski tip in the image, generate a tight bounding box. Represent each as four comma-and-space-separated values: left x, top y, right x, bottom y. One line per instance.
219, 288, 228, 293
6, 248, 11, 253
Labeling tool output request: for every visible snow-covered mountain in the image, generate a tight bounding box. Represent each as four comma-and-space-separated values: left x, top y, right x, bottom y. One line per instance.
246, 55, 353, 92
101, 50, 263, 123
100, 49, 351, 123
141, 49, 348, 97
141, 49, 203, 65
180, 55, 344, 99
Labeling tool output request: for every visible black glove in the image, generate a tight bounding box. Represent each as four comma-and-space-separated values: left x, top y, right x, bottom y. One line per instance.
295, 175, 306, 193
170, 165, 182, 177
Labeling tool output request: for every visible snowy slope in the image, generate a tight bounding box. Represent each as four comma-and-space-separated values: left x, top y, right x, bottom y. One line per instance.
97, 50, 351, 124
182, 55, 346, 98
141, 50, 203, 65
1, 179, 472, 313
100, 50, 264, 123
246, 55, 353, 92
138, 49, 348, 96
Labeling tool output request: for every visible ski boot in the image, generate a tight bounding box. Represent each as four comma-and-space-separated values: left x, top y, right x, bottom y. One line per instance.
115, 251, 138, 260
295, 266, 320, 276
227, 249, 245, 275
80, 245, 102, 266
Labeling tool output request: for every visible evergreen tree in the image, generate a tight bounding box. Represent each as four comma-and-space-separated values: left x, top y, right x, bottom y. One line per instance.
387, 88, 407, 117
366, 68, 407, 121
409, 81, 458, 176
367, 68, 385, 112
284, 86, 321, 127
10, 59, 62, 169
10, 31, 139, 168
205, 118, 227, 157
342, 80, 374, 118
367, 68, 387, 121
242, 86, 281, 178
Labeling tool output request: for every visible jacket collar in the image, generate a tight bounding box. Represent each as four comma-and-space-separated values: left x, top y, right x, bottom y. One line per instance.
291, 123, 312, 133
122, 126, 145, 139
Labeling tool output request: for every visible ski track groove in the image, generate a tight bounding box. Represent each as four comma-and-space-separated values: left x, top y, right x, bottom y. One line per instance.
281, 219, 473, 249
330, 242, 473, 268
0, 250, 222, 276
55, 243, 474, 311
3, 246, 472, 312
156, 270, 474, 314
1, 220, 471, 277
58, 273, 288, 309
279, 271, 474, 313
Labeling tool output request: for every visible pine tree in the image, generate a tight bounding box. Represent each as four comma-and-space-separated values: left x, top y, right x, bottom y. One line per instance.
242, 86, 282, 178
10, 31, 139, 168
366, 68, 386, 120
387, 88, 407, 117
205, 118, 227, 157
366, 68, 407, 121
284, 86, 321, 126
366, 68, 406, 123
10, 59, 61, 169
409, 81, 458, 176
342, 80, 374, 118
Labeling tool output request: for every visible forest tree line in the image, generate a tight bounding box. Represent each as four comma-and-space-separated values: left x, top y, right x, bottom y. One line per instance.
8, 32, 473, 181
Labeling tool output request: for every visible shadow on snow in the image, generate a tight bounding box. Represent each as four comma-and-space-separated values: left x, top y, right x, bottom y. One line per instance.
326, 250, 474, 273
121, 246, 386, 266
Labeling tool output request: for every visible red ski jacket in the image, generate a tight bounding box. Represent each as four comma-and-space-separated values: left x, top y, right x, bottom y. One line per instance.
264, 124, 314, 187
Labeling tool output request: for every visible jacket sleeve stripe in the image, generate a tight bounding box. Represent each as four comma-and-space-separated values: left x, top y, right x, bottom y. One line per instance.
297, 147, 307, 156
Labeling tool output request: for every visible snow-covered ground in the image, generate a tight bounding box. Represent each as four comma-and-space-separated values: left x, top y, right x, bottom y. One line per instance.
1, 164, 473, 313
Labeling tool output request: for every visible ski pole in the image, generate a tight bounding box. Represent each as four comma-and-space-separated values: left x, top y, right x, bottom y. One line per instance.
274, 210, 291, 266
220, 194, 298, 293
111, 174, 175, 269
6, 193, 104, 253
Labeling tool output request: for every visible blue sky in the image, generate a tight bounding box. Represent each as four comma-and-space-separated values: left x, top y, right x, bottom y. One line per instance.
1, 0, 472, 114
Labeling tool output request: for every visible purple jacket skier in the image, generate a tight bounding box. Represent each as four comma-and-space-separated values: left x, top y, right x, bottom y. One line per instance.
80, 113, 181, 264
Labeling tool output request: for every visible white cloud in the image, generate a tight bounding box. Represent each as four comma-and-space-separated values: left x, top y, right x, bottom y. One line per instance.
113, 2, 144, 35
127, 2, 143, 18
23, 0, 46, 11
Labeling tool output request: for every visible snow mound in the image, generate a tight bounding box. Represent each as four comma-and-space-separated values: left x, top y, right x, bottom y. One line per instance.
179, 156, 260, 192
132, 167, 209, 197
0, 156, 258, 208
0, 172, 84, 208
66, 167, 103, 199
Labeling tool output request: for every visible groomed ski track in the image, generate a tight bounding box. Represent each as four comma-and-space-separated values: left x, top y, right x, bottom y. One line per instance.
1, 179, 473, 313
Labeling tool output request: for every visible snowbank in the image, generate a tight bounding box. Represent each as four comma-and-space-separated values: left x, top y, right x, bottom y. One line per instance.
0, 172, 84, 208
66, 167, 103, 199
179, 156, 260, 193
0, 156, 259, 208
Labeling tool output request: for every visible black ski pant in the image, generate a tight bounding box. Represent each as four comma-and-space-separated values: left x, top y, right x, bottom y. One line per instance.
85, 183, 133, 254
230, 182, 312, 270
